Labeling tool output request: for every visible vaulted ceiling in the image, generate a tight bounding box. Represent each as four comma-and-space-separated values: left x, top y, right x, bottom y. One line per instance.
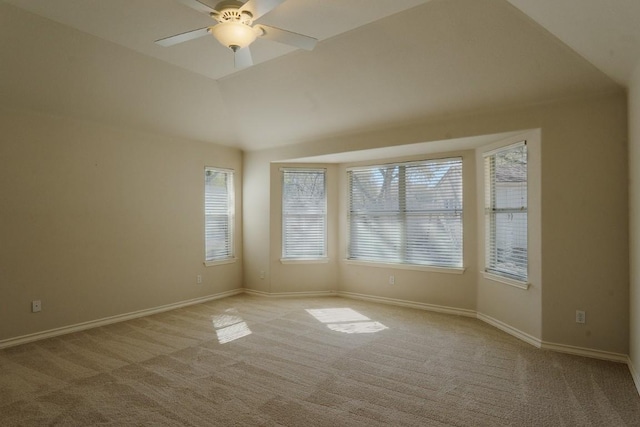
1, 0, 638, 151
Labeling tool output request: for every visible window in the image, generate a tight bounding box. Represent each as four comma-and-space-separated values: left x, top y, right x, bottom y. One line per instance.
282, 168, 327, 259
348, 158, 463, 268
484, 142, 527, 282
204, 167, 234, 262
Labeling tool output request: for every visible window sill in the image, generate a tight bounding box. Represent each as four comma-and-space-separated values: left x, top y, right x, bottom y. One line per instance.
483, 271, 529, 290
343, 259, 465, 275
280, 258, 329, 265
204, 258, 238, 267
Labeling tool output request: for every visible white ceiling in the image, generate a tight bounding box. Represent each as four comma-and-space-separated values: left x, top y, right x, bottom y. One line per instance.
2, 0, 430, 80
507, 0, 640, 86
1, 0, 636, 151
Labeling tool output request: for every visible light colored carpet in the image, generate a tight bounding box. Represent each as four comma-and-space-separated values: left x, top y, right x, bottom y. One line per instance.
1, 294, 639, 426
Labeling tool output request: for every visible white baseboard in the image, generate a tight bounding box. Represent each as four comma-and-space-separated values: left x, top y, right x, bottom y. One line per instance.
337, 291, 477, 318
475, 312, 629, 364
540, 341, 628, 363
0, 288, 243, 350
628, 356, 640, 396
243, 288, 337, 298
2, 286, 637, 389
476, 312, 542, 348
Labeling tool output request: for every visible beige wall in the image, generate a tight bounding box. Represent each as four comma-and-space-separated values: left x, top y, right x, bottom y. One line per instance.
630, 63, 640, 383
243, 150, 272, 293
539, 96, 628, 354
243, 91, 629, 354
0, 107, 243, 342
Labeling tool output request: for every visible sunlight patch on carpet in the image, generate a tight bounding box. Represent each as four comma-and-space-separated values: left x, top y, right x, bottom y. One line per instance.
306, 308, 388, 334
212, 308, 252, 344
326, 321, 388, 334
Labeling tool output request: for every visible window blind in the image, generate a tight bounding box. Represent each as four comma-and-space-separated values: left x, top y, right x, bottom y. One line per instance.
205, 167, 234, 261
282, 168, 327, 259
348, 158, 463, 268
484, 142, 527, 281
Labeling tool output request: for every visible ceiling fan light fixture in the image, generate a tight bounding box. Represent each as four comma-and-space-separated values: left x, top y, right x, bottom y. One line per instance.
211, 21, 258, 51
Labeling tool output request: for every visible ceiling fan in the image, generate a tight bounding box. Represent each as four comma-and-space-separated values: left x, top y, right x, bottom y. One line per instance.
156, 0, 318, 69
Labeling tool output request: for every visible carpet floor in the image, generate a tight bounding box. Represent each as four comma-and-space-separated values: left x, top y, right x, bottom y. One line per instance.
1, 294, 639, 426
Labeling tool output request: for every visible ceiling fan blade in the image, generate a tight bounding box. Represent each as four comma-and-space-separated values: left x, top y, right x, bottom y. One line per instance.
234, 47, 253, 69
155, 27, 211, 47
255, 25, 317, 51
239, 0, 285, 21
175, 0, 216, 14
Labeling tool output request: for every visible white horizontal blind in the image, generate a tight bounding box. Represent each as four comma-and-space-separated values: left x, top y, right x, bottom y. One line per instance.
484, 142, 527, 281
205, 167, 234, 261
348, 158, 463, 267
282, 169, 327, 259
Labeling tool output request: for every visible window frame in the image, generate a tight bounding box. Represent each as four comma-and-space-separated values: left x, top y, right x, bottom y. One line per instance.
204, 166, 235, 266
483, 141, 528, 285
281, 168, 328, 261
346, 157, 464, 270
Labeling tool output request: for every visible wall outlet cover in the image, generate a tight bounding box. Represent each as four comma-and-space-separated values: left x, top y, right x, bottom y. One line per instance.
31, 300, 42, 313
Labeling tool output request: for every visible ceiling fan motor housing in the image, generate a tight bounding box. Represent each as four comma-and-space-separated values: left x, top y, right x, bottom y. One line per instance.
211, 1, 253, 24
216, 9, 253, 24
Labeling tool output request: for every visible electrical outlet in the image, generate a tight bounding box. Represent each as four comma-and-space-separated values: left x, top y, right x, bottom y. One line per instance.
576, 310, 586, 324
260, 271, 265, 280
31, 300, 42, 313
196, 275, 202, 284
389, 275, 395, 285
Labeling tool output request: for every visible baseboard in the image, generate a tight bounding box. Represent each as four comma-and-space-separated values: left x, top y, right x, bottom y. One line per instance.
337, 291, 477, 318
540, 341, 629, 363
243, 288, 337, 298
3, 287, 636, 381
0, 288, 243, 350
474, 313, 630, 364
628, 356, 640, 396
476, 312, 542, 348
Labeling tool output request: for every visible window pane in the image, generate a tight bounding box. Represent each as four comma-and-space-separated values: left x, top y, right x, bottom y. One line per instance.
205, 168, 234, 261
348, 158, 463, 268
484, 143, 527, 281
282, 169, 326, 258
349, 214, 402, 262
351, 167, 399, 211
406, 213, 463, 266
